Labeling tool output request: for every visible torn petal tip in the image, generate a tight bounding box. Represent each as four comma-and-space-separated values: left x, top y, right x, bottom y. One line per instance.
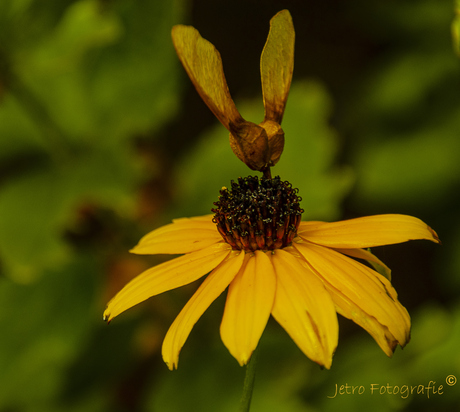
164, 360, 178, 371
428, 225, 441, 244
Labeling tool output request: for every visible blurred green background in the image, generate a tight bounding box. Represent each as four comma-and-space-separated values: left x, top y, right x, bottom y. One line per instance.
0, 0, 459, 411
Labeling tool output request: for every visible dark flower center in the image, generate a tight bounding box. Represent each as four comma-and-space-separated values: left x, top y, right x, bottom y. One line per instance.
212, 176, 304, 252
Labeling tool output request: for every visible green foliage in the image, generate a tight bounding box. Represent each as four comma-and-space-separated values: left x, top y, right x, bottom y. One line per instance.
0, 0, 184, 281
0, 257, 98, 410
0, 1, 458, 412
453, 0, 460, 56
344, 1, 460, 212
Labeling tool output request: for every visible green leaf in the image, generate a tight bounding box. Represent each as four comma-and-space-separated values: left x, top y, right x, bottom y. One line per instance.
0, 170, 72, 283
0, 0, 187, 281
0, 258, 98, 410
0, 96, 49, 161
0, 146, 138, 282
26, 0, 122, 70
6, 0, 184, 146
81, 0, 185, 140
352, 113, 460, 209
454, 0, 460, 56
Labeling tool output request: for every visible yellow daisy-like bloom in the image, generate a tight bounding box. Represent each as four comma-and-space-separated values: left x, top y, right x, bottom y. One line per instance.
104, 11, 440, 372
104, 176, 440, 370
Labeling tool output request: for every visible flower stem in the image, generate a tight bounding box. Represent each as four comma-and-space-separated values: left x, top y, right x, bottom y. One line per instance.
238, 347, 258, 412
262, 167, 272, 179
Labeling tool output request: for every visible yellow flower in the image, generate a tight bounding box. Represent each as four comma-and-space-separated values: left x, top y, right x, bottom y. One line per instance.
103, 11, 439, 371
104, 176, 440, 370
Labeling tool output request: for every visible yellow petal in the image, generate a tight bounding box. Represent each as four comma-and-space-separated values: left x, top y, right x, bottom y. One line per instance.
294, 242, 411, 353
270, 248, 338, 369
131, 215, 221, 255
103, 243, 232, 322
162, 250, 244, 370
220, 251, 276, 366
335, 247, 392, 280
260, 9, 295, 124
298, 214, 440, 248
328, 287, 402, 356
172, 214, 215, 223
298, 221, 325, 228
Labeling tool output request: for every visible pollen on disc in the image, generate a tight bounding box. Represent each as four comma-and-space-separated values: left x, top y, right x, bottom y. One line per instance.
212, 176, 303, 252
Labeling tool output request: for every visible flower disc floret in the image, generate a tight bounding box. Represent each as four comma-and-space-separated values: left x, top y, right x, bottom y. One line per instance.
212, 176, 304, 251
